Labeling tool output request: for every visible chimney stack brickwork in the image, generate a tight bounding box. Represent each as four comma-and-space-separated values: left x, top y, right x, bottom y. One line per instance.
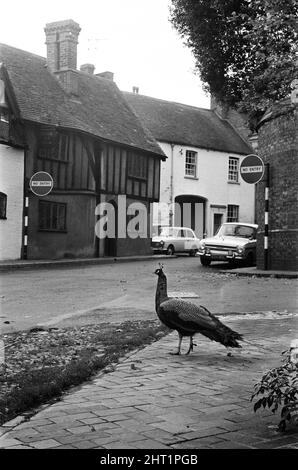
44, 20, 81, 72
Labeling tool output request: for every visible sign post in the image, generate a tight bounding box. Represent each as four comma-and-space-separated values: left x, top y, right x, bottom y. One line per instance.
240, 154, 268, 270
23, 172, 54, 259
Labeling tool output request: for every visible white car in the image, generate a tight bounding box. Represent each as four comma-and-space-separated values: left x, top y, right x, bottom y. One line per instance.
151, 226, 200, 256
198, 222, 258, 266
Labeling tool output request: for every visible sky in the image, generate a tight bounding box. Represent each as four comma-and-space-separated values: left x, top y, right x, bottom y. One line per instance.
0, 0, 210, 109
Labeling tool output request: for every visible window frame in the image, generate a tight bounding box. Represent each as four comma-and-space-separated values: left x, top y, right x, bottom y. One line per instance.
0, 192, 7, 219
228, 157, 239, 183
39, 200, 67, 232
227, 205, 239, 223
127, 153, 147, 180
185, 150, 197, 178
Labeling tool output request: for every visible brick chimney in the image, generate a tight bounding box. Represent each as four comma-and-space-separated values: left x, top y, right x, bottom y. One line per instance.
44, 20, 81, 95
44, 19, 81, 72
80, 63, 95, 75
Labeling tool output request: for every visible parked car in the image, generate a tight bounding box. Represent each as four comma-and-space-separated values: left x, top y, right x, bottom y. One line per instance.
198, 222, 258, 266
151, 226, 200, 256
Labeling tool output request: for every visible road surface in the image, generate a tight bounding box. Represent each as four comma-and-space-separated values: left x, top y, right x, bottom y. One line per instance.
0, 257, 297, 333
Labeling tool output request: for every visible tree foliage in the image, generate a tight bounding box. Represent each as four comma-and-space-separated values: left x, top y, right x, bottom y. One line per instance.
170, 0, 298, 126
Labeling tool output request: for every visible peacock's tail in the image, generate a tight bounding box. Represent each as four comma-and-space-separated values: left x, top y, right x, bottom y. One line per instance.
201, 322, 243, 348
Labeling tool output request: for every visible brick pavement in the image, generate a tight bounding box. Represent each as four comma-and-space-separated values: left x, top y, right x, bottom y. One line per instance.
0, 315, 297, 449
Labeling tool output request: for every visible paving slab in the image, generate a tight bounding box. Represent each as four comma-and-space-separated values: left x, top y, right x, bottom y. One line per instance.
0, 314, 297, 449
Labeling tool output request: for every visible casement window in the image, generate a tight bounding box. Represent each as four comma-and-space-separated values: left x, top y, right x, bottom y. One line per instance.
127, 153, 147, 179
228, 157, 239, 182
0, 192, 7, 219
185, 150, 197, 178
227, 205, 239, 222
38, 128, 68, 162
39, 200, 67, 231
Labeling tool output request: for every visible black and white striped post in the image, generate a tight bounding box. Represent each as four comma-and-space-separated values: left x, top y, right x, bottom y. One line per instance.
240, 154, 266, 267
264, 163, 270, 270
25, 172, 54, 260
23, 195, 29, 259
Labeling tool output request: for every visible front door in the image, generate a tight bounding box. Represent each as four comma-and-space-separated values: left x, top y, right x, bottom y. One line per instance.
213, 213, 223, 235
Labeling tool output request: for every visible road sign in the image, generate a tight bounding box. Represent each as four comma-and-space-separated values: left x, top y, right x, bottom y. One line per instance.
240, 154, 265, 184
29, 171, 53, 196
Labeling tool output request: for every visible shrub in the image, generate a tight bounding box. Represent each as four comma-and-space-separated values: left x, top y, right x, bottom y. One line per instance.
251, 349, 298, 431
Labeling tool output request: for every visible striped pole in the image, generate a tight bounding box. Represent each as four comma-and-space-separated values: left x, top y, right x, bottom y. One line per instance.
23, 196, 29, 259
264, 164, 270, 270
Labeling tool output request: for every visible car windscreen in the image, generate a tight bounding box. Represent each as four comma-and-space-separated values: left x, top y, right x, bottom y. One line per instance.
159, 228, 177, 237
216, 224, 255, 238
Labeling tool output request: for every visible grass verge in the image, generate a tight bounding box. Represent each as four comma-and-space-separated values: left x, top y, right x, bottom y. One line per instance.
0, 319, 168, 425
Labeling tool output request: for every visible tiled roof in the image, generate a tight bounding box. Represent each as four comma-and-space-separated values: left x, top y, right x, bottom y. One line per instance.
0, 44, 164, 158
123, 92, 252, 155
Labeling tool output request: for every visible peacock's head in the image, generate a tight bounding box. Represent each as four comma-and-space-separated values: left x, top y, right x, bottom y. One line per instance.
154, 263, 165, 276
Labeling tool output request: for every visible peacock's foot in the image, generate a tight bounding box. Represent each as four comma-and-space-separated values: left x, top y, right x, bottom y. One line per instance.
169, 350, 181, 355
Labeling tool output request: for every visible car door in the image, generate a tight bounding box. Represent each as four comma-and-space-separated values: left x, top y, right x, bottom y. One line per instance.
183, 229, 196, 251
174, 229, 185, 252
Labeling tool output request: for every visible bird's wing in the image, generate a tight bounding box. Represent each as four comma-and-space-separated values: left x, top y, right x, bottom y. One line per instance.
160, 299, 220, 331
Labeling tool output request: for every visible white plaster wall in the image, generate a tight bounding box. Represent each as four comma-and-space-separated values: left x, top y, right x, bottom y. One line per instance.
155, 142, 255, 237
0, 144, 24, 260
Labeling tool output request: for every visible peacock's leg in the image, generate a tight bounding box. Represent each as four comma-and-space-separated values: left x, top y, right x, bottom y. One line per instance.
170, 333, 182, 355
186, 336, 194, 355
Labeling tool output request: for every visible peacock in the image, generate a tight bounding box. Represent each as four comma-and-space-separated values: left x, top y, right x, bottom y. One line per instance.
154, 265, 243, 355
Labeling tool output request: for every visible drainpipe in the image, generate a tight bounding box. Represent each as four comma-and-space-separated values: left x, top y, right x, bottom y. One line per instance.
169, 143, 174, 226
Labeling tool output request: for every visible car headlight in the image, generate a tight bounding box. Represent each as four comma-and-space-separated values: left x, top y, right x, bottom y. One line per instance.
237, 245, 244, 254
160, 240, 164, 247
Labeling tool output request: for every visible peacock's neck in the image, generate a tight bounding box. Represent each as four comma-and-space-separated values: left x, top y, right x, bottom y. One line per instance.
155, 275, 168, 313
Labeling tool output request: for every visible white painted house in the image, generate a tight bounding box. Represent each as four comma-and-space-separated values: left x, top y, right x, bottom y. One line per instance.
0, 73, 25, 260
0, 144, 24, 260
124, 92, 255, 239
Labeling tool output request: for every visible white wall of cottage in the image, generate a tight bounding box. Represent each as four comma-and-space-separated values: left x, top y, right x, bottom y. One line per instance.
153, 142, 255, 238
0, 144, 24, 260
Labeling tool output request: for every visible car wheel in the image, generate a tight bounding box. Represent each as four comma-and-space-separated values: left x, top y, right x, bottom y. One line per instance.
246, 252, 254, 266
166, 245, 175, 256
200, 256, 211, 266
189, 249, 197, 257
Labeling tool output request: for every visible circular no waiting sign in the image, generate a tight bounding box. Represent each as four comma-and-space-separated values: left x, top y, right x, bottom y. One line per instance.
29, 171, 54, 196
240, 154, 265, 184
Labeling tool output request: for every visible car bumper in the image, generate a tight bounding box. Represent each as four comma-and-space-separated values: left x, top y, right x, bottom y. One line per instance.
198, 249, 245, 261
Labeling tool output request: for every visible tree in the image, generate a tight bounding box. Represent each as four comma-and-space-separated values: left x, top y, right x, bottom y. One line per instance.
170, 0, 298, 128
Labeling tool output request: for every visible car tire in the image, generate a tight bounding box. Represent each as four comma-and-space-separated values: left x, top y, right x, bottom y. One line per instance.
200, 256, 211, 266
246, 252, 254, 266
189, 249, 197, 257
166, 245, 175, 256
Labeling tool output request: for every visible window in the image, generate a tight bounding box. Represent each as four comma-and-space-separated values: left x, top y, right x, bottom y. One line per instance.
0, 192, 7, 219
184, 229, 194, 238
185, 150, 197, 178
38, 128, 68, 162
227, 205, 239, 222
39, 201, 67, 231
228, 157, 239, 182
127, 153, 147, 179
